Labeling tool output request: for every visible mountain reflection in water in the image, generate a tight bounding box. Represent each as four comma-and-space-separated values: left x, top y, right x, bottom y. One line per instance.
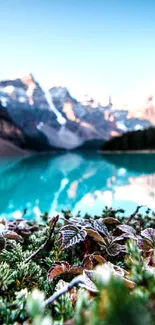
0, 152, 155, 219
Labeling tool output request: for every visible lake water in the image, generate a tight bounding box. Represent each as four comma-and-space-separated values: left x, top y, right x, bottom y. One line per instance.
1, 151, 155, 220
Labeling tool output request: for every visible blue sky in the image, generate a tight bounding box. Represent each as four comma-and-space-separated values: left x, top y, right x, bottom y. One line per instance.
0, 0, 155, 106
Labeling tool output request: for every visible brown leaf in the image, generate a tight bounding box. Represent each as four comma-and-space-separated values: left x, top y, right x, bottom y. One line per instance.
141, 228, 155, 243
106, 243, 125, 256
137, 238, 153, 252
83, 253, 106, 270
49, 215, 59, 229
93, 254, 106, 265
80, 270, 98, 293
145, 251, 155, 266
19, 230, 31, 237
117, 225, 136, 235
112, 235, 126, 243
83, 255, 94, 270
124, 278, 135, 289
86, 228, 107, 245
48, 262, 70, 280
68, 266, 83, 275
48, 262, 83, 281
121, 233, 137, 240
103, 217, 120, 224
93, 219, 108, 236
0, 219, 6, 226
60, 225, 87, 249
3, 231, 24, 243
112, 264, 125, 277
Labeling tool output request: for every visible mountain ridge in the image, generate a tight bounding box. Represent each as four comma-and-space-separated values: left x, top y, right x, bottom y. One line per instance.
0, 73, 154, 153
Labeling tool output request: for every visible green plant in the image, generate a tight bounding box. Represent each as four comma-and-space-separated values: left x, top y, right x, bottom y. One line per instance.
0, 207, 155, 324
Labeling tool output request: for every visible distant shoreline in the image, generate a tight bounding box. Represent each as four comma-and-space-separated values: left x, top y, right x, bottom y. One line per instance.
0, 139, 31, 157
99, 150, 155, 154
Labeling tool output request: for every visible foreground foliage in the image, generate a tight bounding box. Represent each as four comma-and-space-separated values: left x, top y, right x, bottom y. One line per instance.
0, 207, 155, 324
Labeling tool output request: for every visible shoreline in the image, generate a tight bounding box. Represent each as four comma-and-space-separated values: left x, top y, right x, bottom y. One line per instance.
0, 138, 32, 157
99, 150, 155, 154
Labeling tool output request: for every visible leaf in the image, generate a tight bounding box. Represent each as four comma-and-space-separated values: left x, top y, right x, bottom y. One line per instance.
107, 264, 134, 289
49, 215, 59, 229
137, 238, 153, 252
94, 263, 135, 289
48, 262, 83, 281
59, 225, 87, 249
0, 219, 6, 226
145, 249, 155, 265
48, 262, 70, 280
112, 235, 126, 243
123, 278, 135, 289
141, 228, 155, 243
117, 225, 136, 235
106, 243, 125, 256
69, 217, 92, 228
83, 253, 106, 270
3, 231, 24, 243
121, 233, 137, 240
68, 266, 83, 275
93, 219, 108, 236
112, 263, 136, 289
86, 228, 107, 245
103, 217, 120, 224
112, 264, 125, 277
83, 255, 94, 270
93, 254, 106, 265
80, 270, 98, 293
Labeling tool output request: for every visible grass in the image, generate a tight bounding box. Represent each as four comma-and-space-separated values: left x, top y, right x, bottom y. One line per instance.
0, 206, 155, 324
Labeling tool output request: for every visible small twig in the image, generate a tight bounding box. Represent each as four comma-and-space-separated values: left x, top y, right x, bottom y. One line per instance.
44, 276, 85, 306
126, 206, 144, 224
24, 215, 59, 264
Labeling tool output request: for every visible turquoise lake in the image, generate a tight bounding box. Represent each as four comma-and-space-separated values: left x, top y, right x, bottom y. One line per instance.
0, 152, 155, 219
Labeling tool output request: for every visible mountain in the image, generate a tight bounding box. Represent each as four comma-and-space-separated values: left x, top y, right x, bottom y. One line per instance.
0, 73, 154, 153
0, 74, 49, 109
0, 101, 52, 154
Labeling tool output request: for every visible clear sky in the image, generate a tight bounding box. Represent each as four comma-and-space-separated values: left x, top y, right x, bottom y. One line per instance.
0, 0, 155, 107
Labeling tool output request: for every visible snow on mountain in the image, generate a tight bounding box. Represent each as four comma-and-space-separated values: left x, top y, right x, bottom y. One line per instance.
0, 73, 154, 152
